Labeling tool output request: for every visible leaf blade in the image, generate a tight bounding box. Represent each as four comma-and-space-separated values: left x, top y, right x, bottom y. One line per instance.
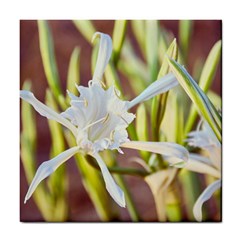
167, 58, 222, 142
112, 20, 127, 65
185, 40, 222, 134
37, 20, 65, 109
66, 46, 81, 96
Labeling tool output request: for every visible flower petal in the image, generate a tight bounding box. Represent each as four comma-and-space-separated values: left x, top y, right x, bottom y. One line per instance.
121, 141, 188, 167
20, 90, 77, 137
92, 32, 112, 84
187, 122, 221, 170
24, 146, 79, 204
127, 73, 178, 109
145, 169, 173, 221
193, 179, 221, 222
185, 153, 221, 178
89, 152, 125, 207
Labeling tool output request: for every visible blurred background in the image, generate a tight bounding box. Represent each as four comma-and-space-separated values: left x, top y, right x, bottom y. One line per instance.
20, 20, 221, 221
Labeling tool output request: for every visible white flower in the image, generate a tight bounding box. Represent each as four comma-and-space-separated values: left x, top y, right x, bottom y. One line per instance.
185, 120, 221, 221
20, 32, 186, 208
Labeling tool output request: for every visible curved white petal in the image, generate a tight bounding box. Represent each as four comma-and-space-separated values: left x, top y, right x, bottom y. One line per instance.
185, 153, 221, 178
127, 73, 178, 109
20, 90, 77, 137
89, 152, 125, 208
24, 146, 79, 204
187, 128, 221, 170
193, 179, 221, 222
92, 32, 112, 84
121, 141, 188, 167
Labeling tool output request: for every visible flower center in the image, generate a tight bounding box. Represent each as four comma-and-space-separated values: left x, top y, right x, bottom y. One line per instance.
62, 84, 135, 153
76, 113, 111, 143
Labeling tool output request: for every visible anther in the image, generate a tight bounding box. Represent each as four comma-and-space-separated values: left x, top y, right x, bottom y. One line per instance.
110, 130, 115, 141
102, 113, 110, 124
117, 114, 129, 125
81, 113, 110, 131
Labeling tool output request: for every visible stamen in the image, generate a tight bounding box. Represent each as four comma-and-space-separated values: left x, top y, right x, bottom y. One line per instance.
82, 114, 109, 131
114, 87, 121, 97
100, 80, 106, 89
102, 113, 110, 124
110, 130, 115, 141
71, 98, 88, 107
117, 114, 129, 125
83, 98, 88, 107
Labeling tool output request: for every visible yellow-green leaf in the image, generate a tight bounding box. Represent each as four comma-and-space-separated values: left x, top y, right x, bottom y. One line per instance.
112, 20, 127, 65
185, 40, 222, 134
38, 20, 65, 109
168, 58, 221, 142
146, 20, 159, 82
179, 20, 192, 62
151, 38, 178, 141
67, 46, 81, 96
73, 20, 96, 43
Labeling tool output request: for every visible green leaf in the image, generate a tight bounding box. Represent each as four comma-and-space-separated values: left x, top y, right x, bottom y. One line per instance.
178, 170, 203, 221
118, 39, 148, 95
146, 20, 159, 82
131, 20, 146, 59
45, 90, 65, 156
112, 20, 127, 65
37, 20, 66, 109
66, 46, 81, 97
160, 89, 184, 145
45, 89, 68, 221
136, 104, 148, 141
185, 40, 222, 134
199, 41, 222, 90
21, 81, 37, 179
172, 93, 184, 144
167, 58, 222, 142
207, 90, 222, 110
157, 38, 178, 79
104, 62, 123, 92
158, 27, 170, 64
192, 58, 204, 81
136, 104, 150, 160
20, 81, 54, 221
179, 20, 192, 62
151, 38, 178, 141
73, 20, 96, 43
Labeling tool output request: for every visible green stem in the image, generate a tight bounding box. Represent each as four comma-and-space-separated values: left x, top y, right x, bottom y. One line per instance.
114, 175, 140, 221
101, 150, 141, 221
109, 166, 149, 177
87, 156, 149, 177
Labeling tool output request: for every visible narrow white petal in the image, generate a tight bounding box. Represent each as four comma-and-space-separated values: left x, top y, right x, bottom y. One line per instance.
24, 146, 79, 204
121, 141, 188, 167
92, 32, 112, 84
208, 146, 221, 171
185, 153, 221, 178
187, 129, 221, 170
188, 153, 212, 164
20, 90, 77, 137
127, 73, 178, 109
89, 152, 125, 207
193, 179, 221, 222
